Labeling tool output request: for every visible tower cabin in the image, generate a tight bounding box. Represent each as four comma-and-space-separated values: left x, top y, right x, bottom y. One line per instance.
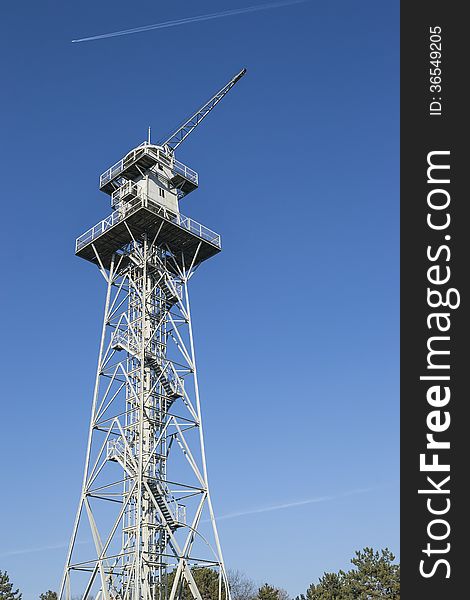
75, 141, 221, 270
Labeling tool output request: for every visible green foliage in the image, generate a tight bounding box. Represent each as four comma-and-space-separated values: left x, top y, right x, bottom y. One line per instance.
303, 572, 345, 600
39, 592, 58, 600
2, 549, 399, 600
0, 571, 22, 600
165, 570, 291, 600
298, 548, 400, 600
346, 548, 400, 599
164, 573, 287, 600
167, 567, 227, 600
257, 584, 282, 600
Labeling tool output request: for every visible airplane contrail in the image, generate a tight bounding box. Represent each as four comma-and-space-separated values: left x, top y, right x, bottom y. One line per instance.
1, 487, 385, 557
72, 0, 307, 43
214, 485, 383, 522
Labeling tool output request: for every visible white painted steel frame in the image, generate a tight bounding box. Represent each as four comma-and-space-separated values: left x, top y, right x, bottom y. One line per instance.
159, 68, 246, 152
60, 235, 229, 600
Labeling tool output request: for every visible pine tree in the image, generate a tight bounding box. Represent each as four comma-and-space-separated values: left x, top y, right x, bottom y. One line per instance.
257, 584, 281, 600
0, 571, 22, 600
39, 592, 58, 600
344, 548, 400, 599
302, 572, 347, 600
298, 548, 400, 600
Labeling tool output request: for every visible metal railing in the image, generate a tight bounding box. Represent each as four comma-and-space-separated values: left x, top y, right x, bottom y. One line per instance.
111, 330, 139, 354
173, 159, 198, 185
99, 142, 198, 189
76, 187, 221, 252
75, 211, 122, 250
107, 438, 126, 461
172, 501, 187, 525
100, 143, 156, 188
111, 180, 141, 206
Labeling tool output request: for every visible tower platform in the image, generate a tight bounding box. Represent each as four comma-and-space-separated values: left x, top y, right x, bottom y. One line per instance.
76, 193, 221, 270
99, 143, 198, 196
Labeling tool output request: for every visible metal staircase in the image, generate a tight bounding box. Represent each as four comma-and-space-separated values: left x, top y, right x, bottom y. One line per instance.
106, 440, 184, 532
111, 331, 184, 401
158, 275, 180, 310
146, 356, 183, 400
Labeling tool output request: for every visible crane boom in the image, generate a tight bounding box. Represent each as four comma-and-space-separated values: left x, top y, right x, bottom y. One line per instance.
160, 68, 246, 152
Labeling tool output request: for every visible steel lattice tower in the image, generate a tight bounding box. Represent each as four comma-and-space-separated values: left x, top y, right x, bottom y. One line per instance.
60, 69, 245, 600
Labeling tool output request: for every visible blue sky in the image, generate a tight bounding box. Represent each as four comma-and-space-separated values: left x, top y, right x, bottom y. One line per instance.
0, 1, 398, 597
